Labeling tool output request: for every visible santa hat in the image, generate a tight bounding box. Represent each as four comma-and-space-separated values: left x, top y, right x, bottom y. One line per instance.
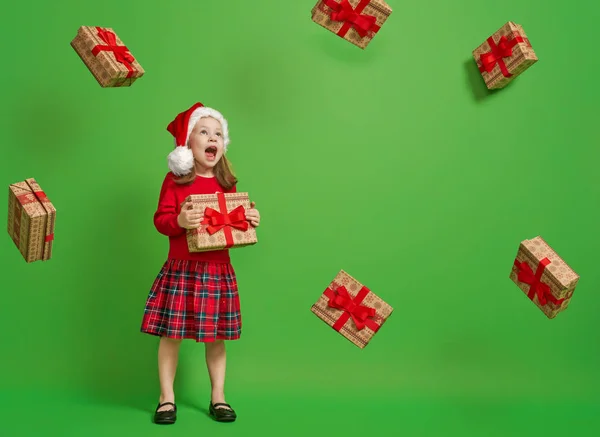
166, 102, 230, 176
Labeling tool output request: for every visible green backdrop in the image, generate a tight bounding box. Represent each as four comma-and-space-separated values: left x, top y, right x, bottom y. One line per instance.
1, 0, 598, 436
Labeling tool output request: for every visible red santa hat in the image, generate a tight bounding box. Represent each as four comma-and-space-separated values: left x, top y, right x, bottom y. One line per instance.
166, 102, 230, 176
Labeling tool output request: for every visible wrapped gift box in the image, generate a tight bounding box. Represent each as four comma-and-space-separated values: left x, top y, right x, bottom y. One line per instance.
311, 270, 393, 348
7, 178, 56, 263
473, 21, 538, 89
311, 0, 392, 49
71, 26, 144, 87
185, 192, 257, 252
510, 236, 579, 319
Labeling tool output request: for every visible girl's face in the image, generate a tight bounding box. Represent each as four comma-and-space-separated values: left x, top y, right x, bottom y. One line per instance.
188, 116, 224, 174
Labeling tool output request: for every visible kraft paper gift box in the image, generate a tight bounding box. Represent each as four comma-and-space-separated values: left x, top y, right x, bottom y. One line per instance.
510, 236, 579, 319
311, 0, 392, 49
185, 192, 258, 252
473, 21, 538, 89
71, 26, 144, 87
311, 270, 393, 348
7, 178, 56, 263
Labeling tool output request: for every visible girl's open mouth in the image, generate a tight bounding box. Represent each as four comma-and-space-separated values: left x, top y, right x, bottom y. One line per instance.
205, 146, 217, 160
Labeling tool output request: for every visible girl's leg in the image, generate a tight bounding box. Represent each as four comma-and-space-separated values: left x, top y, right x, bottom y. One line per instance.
205, 340, 228, 406
157, 336, 182, 411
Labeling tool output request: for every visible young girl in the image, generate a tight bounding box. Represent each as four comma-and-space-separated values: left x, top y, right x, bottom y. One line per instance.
140, 102, 260, 425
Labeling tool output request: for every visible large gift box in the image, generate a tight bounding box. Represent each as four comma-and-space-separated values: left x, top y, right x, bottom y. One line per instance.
185, 192, 257, 252
311, 0, 392, 49
71, 26, 144, 87
7, 178, 56, 263
473, 21, 538, 89
510, 236, 579, 319
311, 270, 393, 348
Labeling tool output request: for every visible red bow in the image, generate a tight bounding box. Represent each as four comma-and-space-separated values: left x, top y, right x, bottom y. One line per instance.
322, 0, 380, 38
479, 33, 529, 77
203, 205, 248, 235
91, 27, 136, 78
326, 285, 377, 330
514, 258, 564, 307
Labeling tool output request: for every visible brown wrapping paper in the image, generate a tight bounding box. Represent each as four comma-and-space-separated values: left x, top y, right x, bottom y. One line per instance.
311, 270, 393, 348
71, 26, 144, 87
7, 178, 56, 263
185, 192, 258, 252
311, 0, 392, 49
510, 236, 579, 319
473, 21, 538, 89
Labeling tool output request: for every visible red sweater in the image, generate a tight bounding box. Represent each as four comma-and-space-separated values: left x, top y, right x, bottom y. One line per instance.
153, 172, 236, 263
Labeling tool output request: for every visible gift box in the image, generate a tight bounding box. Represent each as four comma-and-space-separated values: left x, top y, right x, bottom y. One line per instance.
311, 270, 393, 348
71, 26, 144, 87
509, 236, 579, 319
473, 21, 538, 89
7, 178, 56, 263
311, 0, 392, 49
185, 192, 257, 252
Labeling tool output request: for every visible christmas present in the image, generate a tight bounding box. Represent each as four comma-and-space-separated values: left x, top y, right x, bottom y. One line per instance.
71, 26, 144, 87
473, 21, 538, 89
185, 191, 257, 252
510, 236, 579, 319
311, 270, 393, 348
7, 178, 56, 263
311, 0, 392, 49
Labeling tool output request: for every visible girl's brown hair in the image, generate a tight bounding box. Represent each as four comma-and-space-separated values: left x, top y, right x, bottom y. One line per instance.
173, 150, 238, 191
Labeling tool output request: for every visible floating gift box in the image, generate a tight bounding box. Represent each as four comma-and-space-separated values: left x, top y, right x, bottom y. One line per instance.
311, 0, 392, 49
185, 192, 257, 253
71, 26, 144, 87
311, 269, 393, 348
510, 236, 579, 319
473, 21, 538, 89
7, 178, 56, 263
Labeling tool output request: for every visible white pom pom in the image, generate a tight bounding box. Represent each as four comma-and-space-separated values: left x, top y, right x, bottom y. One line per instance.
167, 146, 194, 176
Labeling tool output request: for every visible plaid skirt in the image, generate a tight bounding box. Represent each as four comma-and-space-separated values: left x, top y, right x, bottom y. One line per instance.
140, 259, 242, 342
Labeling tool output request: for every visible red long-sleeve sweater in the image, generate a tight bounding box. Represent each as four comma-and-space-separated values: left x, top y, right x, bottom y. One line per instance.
153, 172, 236, 263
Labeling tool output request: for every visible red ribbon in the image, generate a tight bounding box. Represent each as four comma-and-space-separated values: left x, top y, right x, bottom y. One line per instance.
201, 192, 249, 248
513, 257, 565, 307
324, 285, 380, 332
91, 27, 136, 78
15, 189, 55, 243
321, 0, 381, 38
479, 32, 530, 77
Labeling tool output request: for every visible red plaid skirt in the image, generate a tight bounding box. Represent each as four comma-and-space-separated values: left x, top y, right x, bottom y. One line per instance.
140, 259, 242, 342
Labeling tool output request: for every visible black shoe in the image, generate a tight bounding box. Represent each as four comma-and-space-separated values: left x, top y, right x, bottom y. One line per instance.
154, 402, 177, 424
209, 402, 237, 422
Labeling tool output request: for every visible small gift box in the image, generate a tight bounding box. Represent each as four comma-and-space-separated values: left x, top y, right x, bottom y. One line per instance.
71, 26, 144, 87
311, 0, 392, 49
473, 21, 538, 89
7, 178, 56, 263
510, 236, 579, 319
185, 192, 257, 252
311, 270, 393, 348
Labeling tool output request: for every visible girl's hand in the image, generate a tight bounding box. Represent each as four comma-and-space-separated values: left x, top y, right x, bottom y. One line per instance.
177, 199, 203, 229
246, 201, 260, 227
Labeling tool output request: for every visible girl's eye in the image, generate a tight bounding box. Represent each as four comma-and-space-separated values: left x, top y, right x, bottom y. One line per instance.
216, 132, 222, 136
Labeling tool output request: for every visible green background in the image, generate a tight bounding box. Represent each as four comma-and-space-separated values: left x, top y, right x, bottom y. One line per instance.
1, 0, 598, 435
